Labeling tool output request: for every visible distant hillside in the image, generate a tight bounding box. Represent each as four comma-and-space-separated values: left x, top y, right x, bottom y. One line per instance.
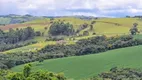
1, 17, 142, 36
0, 14, 44, 25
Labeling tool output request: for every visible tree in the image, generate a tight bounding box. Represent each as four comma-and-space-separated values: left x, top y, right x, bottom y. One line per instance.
133, 23, 138, 27
130, 23, 138, 35
83, 31, 89, 36
7, 73, 25, 80
3, 64, 67, 80
38, 58, 44, 63
57, 72, 66, 80
35, 31, 41, 36
90, 24, 94, 31
91, 21, 96, 24
126, 16, 130, 18
44, 27, 47, 30
49, 22, 75, 36
23, 64, 31, 78
82, 23, 88, 28
4, 60, 15, 68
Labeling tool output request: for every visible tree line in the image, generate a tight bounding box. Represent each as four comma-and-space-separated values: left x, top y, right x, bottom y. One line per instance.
0, 35, 142, 69
0, 27, 35, 44
0, 27, 40, 51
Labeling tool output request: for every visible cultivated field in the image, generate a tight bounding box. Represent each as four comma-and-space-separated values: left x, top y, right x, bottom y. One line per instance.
12, 45, 142, 79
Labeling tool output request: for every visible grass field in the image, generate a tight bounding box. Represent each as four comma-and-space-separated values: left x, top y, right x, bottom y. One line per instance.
134, 34, 142, 39
2, 17, 142, 35
4, 41, 56, 53
1, 17, 142, 36
1, 17, 142, 53
12, 45, 142, 79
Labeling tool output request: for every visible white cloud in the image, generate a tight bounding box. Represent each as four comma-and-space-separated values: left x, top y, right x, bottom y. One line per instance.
0, 0, 142, 17
73, 12, 97, 16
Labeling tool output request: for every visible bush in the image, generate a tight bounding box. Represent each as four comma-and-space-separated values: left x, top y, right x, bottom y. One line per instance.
83, 31, 89, 36
35, 31, 41, 36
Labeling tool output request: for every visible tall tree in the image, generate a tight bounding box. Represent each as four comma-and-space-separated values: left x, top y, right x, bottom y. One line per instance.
130, 23, 138, 35
49, 22, 75, 36
23, 64, 31, 78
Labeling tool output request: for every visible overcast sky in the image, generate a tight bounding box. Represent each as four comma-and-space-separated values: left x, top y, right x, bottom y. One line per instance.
0, 0, 142, 17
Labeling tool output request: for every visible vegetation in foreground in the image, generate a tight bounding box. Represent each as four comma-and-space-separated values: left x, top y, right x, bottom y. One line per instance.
2, 64, 142, 80
12, 45, 142, 79
90, 67, 142, 80
0, 64, 66, 80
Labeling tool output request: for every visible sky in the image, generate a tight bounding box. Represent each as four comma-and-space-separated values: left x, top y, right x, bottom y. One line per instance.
0, 0, 142, 17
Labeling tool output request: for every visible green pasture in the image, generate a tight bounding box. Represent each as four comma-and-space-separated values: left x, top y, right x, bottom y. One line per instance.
12, 45, 142, 79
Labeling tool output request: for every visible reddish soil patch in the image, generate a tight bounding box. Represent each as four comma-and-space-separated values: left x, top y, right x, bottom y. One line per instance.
0, 22, 50, 30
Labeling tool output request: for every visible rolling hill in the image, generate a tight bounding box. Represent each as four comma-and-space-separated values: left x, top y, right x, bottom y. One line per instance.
1, 17, 142, 35
1, 17, 142, 53
12, 45, 142, 79
0, 14, 44, 25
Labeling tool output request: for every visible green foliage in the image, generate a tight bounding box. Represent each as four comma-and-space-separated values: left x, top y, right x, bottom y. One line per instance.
38, 57, 44, 63
1, 64, 66, 80
91, 21, 96, 24
89, 24, 94, 31
95, 68, 142, 80
0, 27, 37, 52
83, 31, 89, 36
1, 35, 142, 69
12, 45, 142, 79
23, 64, 32, 78
49, 22, 75, 36
35, 31, 41, 36
130, 23, 139, 35
0, 27, 35, 44
76, 23, 89, 33
7, 72, 25, 80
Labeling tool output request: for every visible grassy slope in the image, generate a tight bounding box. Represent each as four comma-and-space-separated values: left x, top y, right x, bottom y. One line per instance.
2, 17, 142, 53
21, 17, 142, 37
12, 45, 142, 79
1, 17, 142, 36
94, 18, 142, 34
4, 36, 75, 53
1, 17, 142, 34
4, 37, 56, 53
134, 34, 142, 39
